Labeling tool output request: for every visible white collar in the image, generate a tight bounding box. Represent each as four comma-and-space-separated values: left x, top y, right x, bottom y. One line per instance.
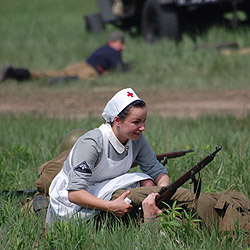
104, 123, 130, 154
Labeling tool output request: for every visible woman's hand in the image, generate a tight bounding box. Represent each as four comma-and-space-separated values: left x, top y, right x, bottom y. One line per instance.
68, 189, 132, 217
142, 193, 163, 222
106, 190, 133, 217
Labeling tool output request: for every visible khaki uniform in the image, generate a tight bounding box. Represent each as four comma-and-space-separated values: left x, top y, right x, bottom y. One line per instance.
112, 187, 250, 232
30, 62, 99, 80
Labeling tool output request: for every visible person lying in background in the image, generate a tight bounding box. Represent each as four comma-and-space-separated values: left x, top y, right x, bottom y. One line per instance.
0, 31, 132, 85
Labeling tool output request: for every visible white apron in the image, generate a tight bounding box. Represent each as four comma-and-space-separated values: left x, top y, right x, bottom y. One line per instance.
46, 124, 152, 223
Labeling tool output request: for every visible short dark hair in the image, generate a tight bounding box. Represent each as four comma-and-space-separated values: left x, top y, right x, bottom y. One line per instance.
117, 100, 146, 121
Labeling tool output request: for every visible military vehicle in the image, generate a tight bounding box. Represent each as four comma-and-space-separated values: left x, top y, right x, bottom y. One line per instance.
85, 0, 250, 42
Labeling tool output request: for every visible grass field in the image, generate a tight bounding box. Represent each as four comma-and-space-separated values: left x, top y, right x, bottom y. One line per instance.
0, 114, 249, 249
0, 1, 250, 249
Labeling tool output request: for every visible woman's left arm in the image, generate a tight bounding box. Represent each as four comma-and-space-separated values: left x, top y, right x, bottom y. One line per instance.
155, 173, 170, 186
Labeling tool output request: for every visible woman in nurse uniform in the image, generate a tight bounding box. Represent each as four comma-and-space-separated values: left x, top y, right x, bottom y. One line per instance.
46, 88, 169, 224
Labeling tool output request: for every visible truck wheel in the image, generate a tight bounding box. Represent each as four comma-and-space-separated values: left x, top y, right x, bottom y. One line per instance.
141, 0, 180, 42
85, 13, 105, 33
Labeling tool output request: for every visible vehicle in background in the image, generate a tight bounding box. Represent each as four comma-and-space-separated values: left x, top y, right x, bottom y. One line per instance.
85, 0, 250, 43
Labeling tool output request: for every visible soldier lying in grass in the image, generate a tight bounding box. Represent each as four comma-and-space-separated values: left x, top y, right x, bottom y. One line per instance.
0, 31, 132, 85
27, 88, 250, 232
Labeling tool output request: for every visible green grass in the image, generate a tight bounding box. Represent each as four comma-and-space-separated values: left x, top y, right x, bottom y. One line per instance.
0, 1, 250, 249
0, 114, 249, 249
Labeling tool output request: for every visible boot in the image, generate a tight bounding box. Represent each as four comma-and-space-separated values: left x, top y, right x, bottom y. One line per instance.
0, 65, 31, 82
0, 65, 12, 83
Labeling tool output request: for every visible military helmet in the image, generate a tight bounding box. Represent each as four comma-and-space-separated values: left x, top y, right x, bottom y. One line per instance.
60, 129, 87, 153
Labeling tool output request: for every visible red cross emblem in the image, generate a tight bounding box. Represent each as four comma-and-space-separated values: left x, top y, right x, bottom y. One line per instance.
127, 92, 134, 97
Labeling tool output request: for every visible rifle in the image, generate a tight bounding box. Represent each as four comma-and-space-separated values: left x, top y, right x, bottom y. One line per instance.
132, 149, 194, 168
0, 189, 37, 197
156, 149, 194, 166
156, 146, 222, 209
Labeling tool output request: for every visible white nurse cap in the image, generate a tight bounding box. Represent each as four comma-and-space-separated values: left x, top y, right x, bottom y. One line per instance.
102, 88, 141, 122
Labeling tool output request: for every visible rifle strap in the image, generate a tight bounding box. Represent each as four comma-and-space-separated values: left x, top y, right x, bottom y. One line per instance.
193, 174, 202, 201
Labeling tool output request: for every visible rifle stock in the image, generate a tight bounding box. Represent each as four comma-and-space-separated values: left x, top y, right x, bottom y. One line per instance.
156, 146, 222, 208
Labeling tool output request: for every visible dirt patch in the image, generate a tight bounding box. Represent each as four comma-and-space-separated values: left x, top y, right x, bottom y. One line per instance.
0, 88, 249, 119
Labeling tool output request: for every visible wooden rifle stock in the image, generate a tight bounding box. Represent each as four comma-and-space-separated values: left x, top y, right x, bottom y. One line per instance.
156, 146, 223, 209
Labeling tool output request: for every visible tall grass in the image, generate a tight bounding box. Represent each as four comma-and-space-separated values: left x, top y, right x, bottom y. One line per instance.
0, 114, 249, 249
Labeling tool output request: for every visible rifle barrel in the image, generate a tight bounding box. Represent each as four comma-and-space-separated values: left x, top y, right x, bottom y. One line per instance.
132, 149, 194, 168
156, 149, 194, 160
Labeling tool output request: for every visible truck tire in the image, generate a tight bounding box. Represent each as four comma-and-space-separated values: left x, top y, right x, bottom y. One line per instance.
85, 13, 105, 33
141, 0, 180, 42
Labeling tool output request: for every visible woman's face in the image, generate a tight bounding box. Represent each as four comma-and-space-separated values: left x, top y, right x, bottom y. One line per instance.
114, 106, 147, 144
